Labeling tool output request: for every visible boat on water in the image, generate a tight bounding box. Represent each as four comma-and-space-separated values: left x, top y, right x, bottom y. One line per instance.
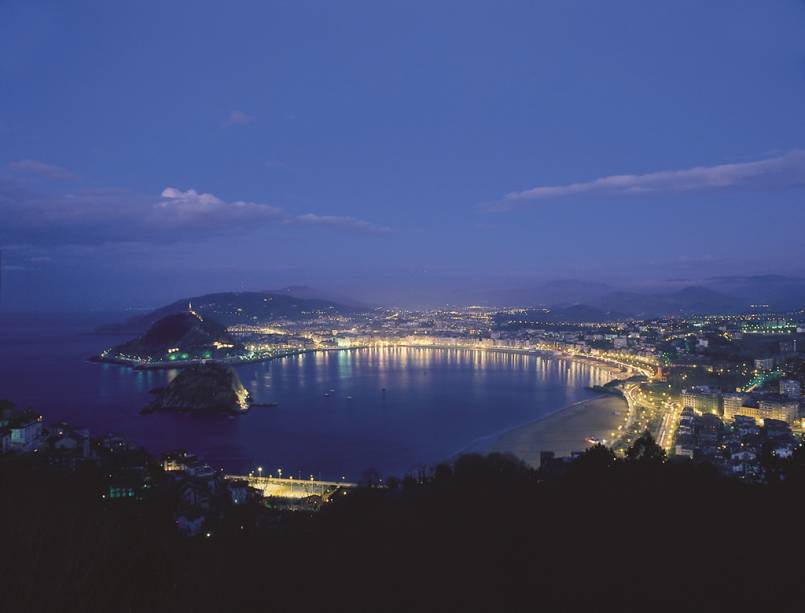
585, 436, 602, 445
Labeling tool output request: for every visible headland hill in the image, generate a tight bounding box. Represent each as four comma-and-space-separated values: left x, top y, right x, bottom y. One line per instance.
92, 290, 364, 369
92, 305, 251, 368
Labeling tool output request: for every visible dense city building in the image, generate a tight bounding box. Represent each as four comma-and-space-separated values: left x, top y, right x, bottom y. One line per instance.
780, 379, 802, 399
682, 386, 722, 415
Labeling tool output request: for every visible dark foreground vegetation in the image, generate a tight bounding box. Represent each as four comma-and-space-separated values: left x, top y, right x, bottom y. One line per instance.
3, 435, 805, 612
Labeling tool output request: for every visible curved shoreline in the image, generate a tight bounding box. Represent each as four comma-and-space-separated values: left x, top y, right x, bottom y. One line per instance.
429, 347, 632, 466
94, 343, 632, 470
452, 396, 601, 456
465, 393, 630, 467
93, 342, 641, 379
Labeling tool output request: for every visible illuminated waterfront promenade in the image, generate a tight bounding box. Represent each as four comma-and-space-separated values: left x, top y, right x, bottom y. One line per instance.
317, 338, 655, 381
99, 341, 656, 380
225, 473, 357, 502
97, 321, 659, 380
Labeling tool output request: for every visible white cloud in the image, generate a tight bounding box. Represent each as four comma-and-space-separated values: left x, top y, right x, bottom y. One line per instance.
294, 213, 391, 235
154, 187, 285, 229
487, 150, 805, 211
222, 110, 255, 127
7, 159, 75, 180
156, 188, 389, 234
0, 180, 390, 245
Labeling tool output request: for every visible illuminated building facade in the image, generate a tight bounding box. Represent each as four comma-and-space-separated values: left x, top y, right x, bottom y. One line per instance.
682, 387, 722, 415
724, 399, 798, 425
722, 393, 749, 419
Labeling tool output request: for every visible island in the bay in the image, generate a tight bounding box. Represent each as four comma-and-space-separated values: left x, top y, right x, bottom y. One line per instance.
144, 362, 250, 415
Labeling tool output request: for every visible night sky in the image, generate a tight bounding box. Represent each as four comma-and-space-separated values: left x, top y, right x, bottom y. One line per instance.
2, 1, 805, 310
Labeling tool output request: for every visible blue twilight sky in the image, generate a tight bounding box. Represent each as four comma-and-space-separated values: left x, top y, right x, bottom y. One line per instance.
1, 0, 805, 309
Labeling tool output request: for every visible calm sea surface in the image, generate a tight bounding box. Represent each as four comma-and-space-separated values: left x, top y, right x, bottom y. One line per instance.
0, 312, 613, 479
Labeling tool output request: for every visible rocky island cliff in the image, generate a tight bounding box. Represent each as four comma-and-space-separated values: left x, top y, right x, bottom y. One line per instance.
144, 363, 250, 414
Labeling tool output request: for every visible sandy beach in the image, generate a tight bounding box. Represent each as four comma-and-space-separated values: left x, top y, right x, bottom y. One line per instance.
465, 394, 629, 467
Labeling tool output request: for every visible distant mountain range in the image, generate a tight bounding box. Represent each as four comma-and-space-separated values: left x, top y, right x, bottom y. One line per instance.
98, 275, 805, 332
589, 286, 739, 319
472, 279, 615, 307
99, 291, 364, 333
266, 285, 372, 309
705, 275, 805, 310
504, 304, 629, 324
469, 275, 805, 319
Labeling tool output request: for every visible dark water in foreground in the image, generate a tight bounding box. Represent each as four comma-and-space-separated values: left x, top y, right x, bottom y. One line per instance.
0, 312, 613, 479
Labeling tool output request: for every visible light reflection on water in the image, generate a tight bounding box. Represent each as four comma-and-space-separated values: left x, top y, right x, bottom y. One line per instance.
0, 315, 615, 480
229, 346, 614, 478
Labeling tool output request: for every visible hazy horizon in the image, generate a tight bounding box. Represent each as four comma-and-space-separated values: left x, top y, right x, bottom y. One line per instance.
4, 272, 805, 314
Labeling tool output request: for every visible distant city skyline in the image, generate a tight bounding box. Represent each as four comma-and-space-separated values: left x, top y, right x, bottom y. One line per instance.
2, 1, 805, 310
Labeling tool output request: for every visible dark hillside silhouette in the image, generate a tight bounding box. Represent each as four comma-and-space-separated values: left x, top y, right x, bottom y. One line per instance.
3, 435, 805, 612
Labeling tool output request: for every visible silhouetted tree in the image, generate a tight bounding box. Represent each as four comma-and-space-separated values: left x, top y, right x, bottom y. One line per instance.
0, 399, 14, 415
432, 462, 453, 482
361, 467, 381, 486
7, 433, 805, 612
625, 430, 666, 464
759, 440, 784, 483
568, 443, 618, 483
780, 442, 805, 483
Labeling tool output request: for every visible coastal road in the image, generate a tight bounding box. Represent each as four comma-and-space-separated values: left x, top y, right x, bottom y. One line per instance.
623, 384, 639, 432
610, 384, 640, 450
656, 403, 681, 453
